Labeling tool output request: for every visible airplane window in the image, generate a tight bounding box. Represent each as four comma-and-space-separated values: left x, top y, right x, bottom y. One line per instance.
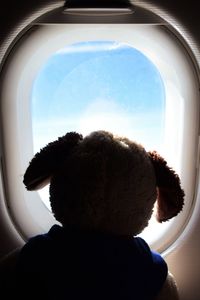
32, 41, 165, 156
31, 41, 165, 244
0, 7, 199, 253
32, 40, 167, 245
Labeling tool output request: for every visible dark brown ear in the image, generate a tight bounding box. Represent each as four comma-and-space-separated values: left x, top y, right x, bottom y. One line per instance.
23, 132, 83, 191
148, 151, 185, 222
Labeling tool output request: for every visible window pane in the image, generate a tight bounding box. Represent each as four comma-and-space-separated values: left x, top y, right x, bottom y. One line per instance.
32, 41, 165, 153
31, 41, 166, 240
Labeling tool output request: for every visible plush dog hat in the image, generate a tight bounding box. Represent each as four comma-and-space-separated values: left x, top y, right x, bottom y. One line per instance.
23, 131, 184, 236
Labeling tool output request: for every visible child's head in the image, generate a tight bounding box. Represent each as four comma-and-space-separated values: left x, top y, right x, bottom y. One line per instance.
23, 131, 184, 236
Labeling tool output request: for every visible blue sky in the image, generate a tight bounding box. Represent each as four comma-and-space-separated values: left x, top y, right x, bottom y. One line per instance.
32, 41, 165, 152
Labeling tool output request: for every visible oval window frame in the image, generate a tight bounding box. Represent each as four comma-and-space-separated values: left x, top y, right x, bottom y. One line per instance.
0, 5, 199, 253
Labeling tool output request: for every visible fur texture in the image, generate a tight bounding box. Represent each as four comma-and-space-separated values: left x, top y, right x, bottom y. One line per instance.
23, 131, 184, 236
23, 132, 83, 190
148, 151, 185, 222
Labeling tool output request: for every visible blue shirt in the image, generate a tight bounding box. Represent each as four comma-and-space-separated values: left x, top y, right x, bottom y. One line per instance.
16, 224, 168, 300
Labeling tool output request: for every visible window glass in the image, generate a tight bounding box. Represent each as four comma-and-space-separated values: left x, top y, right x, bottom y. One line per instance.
32, 40, 167, 242
32, 41, 165, 155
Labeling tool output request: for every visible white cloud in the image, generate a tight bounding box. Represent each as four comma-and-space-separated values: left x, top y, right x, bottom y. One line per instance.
56, 41, 125, 55
32, 98, 163, 153
76, 97, 133, 137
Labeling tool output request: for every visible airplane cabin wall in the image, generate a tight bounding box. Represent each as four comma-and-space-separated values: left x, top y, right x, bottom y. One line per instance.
0, 1, 199, 299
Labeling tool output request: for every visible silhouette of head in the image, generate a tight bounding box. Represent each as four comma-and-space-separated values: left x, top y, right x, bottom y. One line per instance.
23, 131, 184, 236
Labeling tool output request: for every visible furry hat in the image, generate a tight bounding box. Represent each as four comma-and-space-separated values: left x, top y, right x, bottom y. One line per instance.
23, 131, 184, 236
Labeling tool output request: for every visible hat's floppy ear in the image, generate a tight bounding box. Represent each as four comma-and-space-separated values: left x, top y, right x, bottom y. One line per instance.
148, 151, 185, 222
23, 132, 83, 191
